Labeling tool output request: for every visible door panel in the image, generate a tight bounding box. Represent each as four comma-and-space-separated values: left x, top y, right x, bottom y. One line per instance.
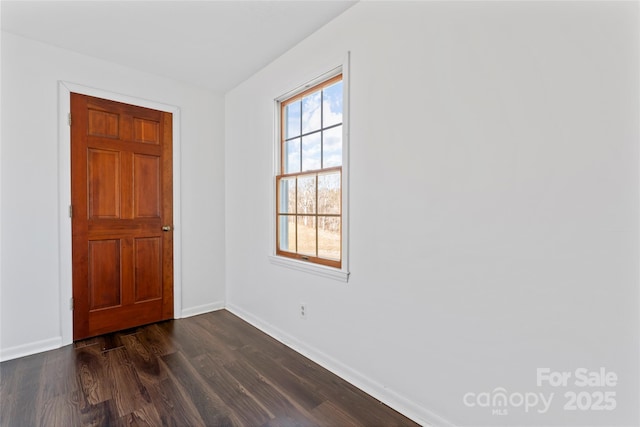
88, 149, 121, 219
133, 154, 161, 218
134, 118, 160, 144
88, 239, 122, 310
88, 109, 119, 138
134, 237, 162, 302
72, 93, 173, 340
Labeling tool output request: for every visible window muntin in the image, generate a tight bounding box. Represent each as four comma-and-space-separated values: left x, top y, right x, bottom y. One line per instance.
277, 74, 343, 268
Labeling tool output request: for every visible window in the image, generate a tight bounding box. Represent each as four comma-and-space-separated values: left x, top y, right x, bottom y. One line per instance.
276, 74, 344, 269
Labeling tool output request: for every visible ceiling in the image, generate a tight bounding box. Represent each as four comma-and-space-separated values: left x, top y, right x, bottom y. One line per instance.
1, 1, 357, 93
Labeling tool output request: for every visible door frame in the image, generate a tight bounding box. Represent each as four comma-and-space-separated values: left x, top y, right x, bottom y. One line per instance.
57, 81, 182, 346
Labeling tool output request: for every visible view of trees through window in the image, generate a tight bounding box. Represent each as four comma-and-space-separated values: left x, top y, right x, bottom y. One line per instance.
277, 74, 343, 268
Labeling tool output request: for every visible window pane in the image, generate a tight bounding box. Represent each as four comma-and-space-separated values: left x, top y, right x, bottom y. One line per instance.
279, 215, 296, 252
302, 92, 321, 134
297, 175, 316, 214
297, 216, 316, 256
285, 101, 301, 139
302, 133, 321, 171
322, 126, 342, 168
318, 172, 340, 214
284, 138, 300, 174
318, 217, 340, 260
279, 177, 296, 214
322, 81, 343, 128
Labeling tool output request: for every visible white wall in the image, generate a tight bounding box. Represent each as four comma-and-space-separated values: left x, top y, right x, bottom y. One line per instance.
225, 2, 639, 426
0, 32, 226, 358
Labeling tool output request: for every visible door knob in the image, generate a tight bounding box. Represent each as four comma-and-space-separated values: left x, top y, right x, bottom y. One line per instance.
162, 225, 172, 232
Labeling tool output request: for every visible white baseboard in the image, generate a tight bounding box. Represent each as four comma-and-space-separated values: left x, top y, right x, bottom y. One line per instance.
0, 336, 62, 362
0, 300, 225, 361
225, 303, 455, 427
180, 300, 225, 318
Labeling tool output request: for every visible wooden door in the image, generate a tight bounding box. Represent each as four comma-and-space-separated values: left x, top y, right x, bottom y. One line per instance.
71, 93, 173, 340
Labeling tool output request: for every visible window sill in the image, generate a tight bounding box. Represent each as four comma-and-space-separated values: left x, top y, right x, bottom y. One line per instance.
268, 255, 350, 282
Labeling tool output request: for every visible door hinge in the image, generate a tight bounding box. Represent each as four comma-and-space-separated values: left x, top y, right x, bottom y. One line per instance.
69, 204, 73, 218
70, 297, 74, 311
68, 113, 72, 126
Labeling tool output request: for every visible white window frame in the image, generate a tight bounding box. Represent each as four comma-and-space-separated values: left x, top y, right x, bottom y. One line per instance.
269, 54, 350, 282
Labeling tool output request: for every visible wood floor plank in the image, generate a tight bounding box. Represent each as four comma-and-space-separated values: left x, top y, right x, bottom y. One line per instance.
103, 347, 152, 417
273, 346, 412, 426
161, 317, 222, 359
79, 399, 120, 427
1, 353, 46, 427
192, 313, 247, 350
225, 358, 322, 427
161, 351, 236, 426
36, 347, 87, 425
311, 401, 364, 427
2, 351, 46, 394
38, 394, 83, 427
136, 322, 177, 357
238, 345, 325, 412
195, 354, 273, 426
259, 415, 319, 427
140, 377, 207, 427
0, 393, 17, 426
180, 317, 243, 365
117, 403, 163, 427
75, 344, 113, 406
37, 345, 79, 402
98, 333, 125, 352
118, 334, 165, 382
203, 311, 290, 360
0, 310, 420, 427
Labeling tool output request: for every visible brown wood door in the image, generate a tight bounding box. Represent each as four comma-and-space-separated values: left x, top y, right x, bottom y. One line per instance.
71, 93, 173, 340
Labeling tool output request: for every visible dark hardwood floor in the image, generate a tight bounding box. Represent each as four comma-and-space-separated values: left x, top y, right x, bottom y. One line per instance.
0, 310, 419, 427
